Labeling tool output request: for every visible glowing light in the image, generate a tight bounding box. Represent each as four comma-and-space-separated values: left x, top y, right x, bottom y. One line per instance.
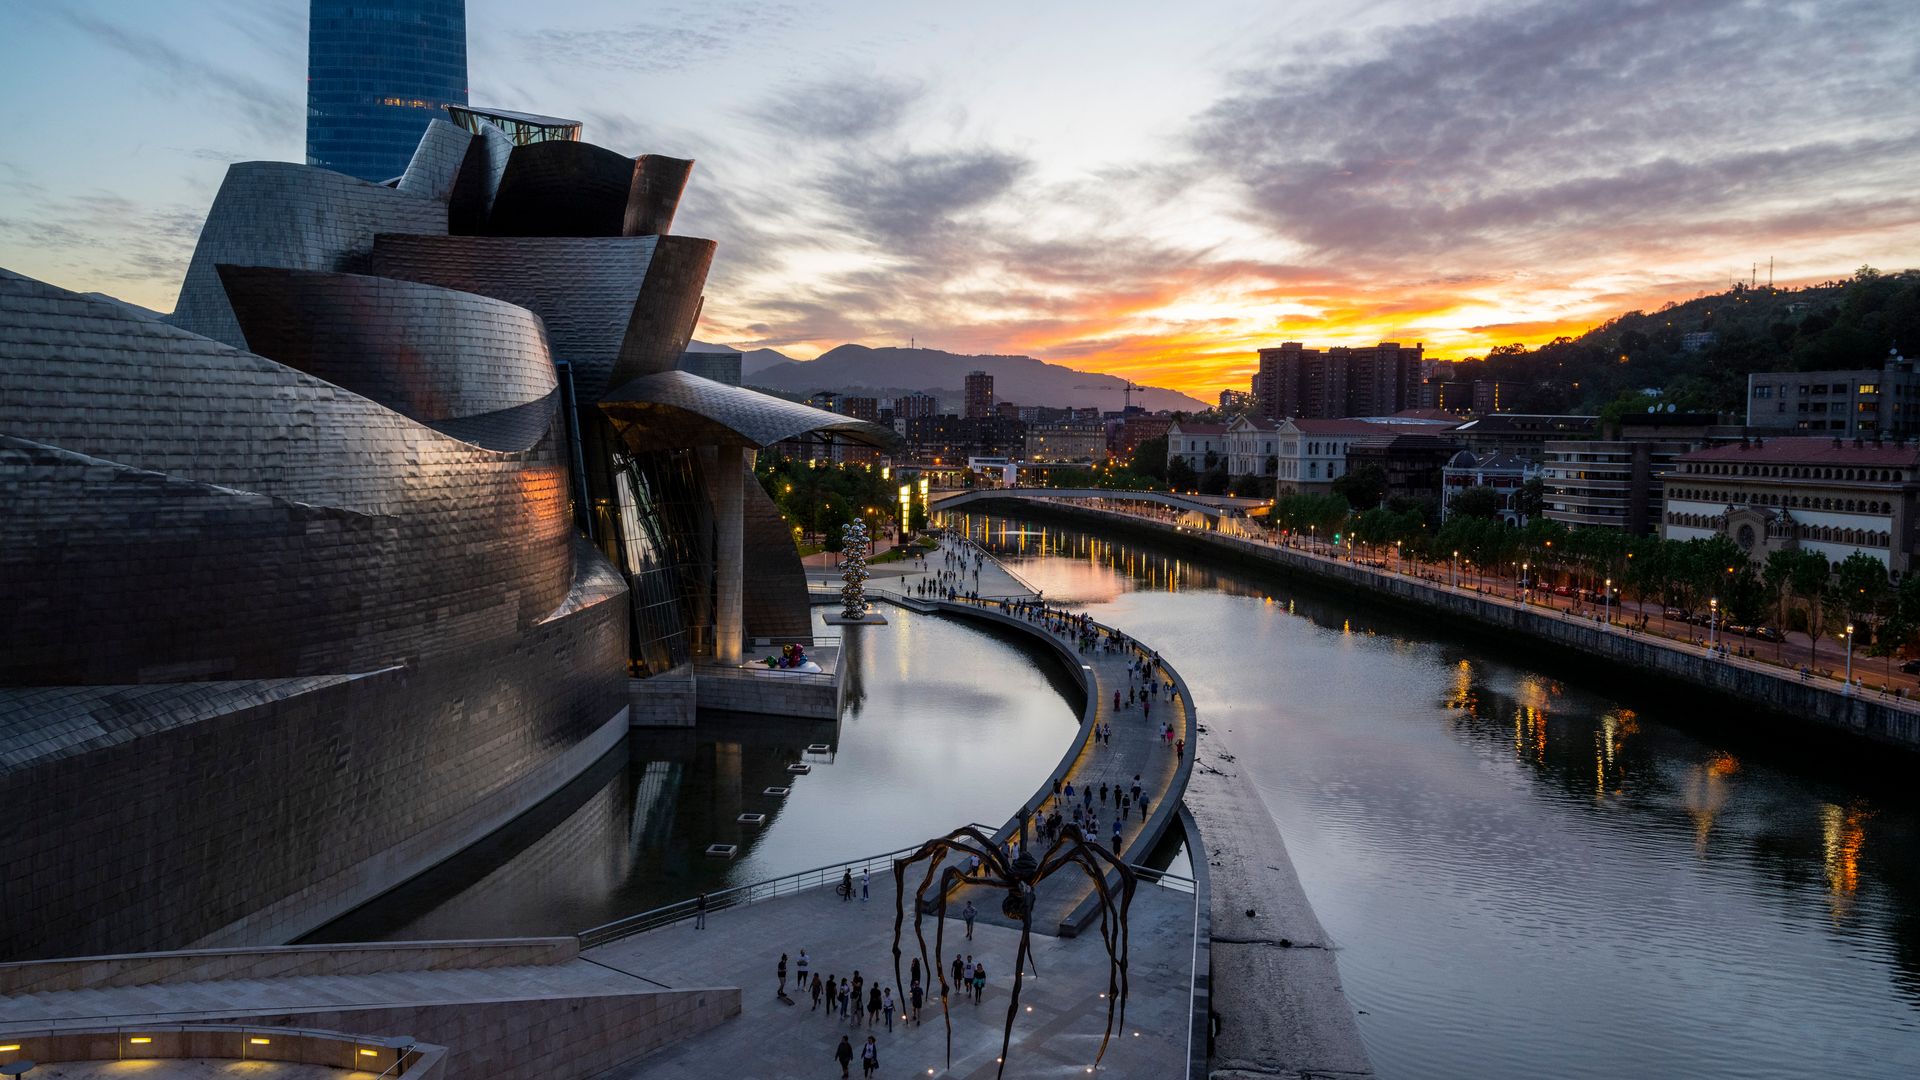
359, 1049, 380, 1057
250, 1037, 271, 1045
129, 1037, 152, 1044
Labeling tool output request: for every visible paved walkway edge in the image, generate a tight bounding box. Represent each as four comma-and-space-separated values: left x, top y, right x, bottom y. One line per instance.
1185, 727, 1375, 1079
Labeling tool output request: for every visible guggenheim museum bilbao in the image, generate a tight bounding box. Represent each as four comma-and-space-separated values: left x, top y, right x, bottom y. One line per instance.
0, 107, 894, 960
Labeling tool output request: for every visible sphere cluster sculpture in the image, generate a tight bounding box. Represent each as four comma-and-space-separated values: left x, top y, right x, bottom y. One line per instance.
840, 521, 871, 620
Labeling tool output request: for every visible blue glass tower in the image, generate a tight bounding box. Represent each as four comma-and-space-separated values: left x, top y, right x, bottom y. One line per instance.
306, 0, 468, 182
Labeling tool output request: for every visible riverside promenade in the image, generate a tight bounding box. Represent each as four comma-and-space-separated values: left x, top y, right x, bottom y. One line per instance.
948, 493, 1920, 752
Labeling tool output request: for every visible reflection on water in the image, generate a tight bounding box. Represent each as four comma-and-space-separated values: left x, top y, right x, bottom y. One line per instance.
308, 607, 1082, 942
946, 511, 1920, 1080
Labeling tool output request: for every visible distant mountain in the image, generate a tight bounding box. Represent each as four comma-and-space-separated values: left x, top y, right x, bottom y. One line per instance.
741, 348, 797, 378
742, 344, 1209, 412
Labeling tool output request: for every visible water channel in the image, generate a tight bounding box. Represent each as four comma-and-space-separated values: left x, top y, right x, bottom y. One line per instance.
318, 511, 1920, 1078
951, 510, 1920, 1080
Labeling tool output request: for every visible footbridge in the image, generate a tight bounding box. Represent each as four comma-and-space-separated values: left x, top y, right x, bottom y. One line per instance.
930, 486, 1265, 520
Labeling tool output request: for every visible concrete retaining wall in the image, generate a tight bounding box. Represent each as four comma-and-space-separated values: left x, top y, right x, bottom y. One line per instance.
0, 938, 577, 996
965, 498, 1920, 752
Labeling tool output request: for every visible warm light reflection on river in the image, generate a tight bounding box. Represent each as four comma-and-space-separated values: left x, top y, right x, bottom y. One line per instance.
951, 512, 1920, 1080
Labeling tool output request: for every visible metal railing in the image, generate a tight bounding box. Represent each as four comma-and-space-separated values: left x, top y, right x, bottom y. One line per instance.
578, 826, 997, 950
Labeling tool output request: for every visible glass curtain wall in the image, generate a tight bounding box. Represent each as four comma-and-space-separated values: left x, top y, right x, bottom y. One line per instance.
606, 450, 715, 674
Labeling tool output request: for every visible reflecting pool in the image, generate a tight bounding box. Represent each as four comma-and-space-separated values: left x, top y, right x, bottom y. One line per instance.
309, 607, 1083, 941
952, 512, 1920, 1080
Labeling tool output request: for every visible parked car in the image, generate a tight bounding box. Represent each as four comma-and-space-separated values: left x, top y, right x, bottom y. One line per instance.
1900, 658, 1920, 675
1750, 626, 1783, 642
1554, 584, 1573, 597
1663, 607, 1687, 621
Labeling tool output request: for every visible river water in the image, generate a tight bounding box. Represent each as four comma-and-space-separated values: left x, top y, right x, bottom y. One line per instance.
950, 511, 1920, 1080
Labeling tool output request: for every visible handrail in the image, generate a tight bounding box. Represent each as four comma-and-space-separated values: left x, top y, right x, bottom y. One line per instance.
577, 826, 997, 949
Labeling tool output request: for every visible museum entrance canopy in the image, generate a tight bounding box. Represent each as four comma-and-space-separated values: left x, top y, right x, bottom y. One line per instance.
600, 370, 900, 452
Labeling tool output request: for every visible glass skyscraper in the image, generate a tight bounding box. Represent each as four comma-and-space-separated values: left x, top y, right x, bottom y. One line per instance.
306, 0, 468, 182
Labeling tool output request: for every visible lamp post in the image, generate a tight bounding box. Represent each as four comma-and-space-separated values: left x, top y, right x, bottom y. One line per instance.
1451, 550, 1459, 588
1604, 577, 1613, 625
1709, 597, 1719, 655
1844, 623, 1856, 695
1521, 560, 1529, 602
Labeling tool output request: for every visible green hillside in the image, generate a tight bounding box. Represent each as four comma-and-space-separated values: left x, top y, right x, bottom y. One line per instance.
1448, 267, 1920, 416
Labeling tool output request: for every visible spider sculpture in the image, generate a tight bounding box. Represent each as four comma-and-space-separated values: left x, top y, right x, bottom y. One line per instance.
890, 807, 1136, 1078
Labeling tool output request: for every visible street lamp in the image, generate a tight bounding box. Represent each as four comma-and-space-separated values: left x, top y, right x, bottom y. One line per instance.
1709, 597, 1719, 655
1451, 550, 1460, 588
1844, 623, 1856, 695
1521, 560, 1529, 600
1604, 577, 1612, 625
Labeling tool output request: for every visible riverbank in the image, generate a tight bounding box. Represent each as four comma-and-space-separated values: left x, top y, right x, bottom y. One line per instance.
957, 498, 1920, 754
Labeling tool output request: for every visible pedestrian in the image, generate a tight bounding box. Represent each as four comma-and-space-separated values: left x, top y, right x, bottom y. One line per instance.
778, 953, 788, 999
1177, 737, 1185, 760
882, 986, 895, 1031
952, 953, 965, 990
910, 956, 921, 989
834, 1035, 854, 1079
840, 977, 852, 1020
841, 868, 853, 902
1064, 780, 1075, 802
1113, 816, 1123, 845
824, 973, 837, 1021
861, 867, 870, 903
812, 972, 824, 1010
1139, 793, 1149, 820
1100, 781, 1109, 805
694, 892, 707, 929
910, 979, 925, 1023
867, 983, 882, 1027
850, 972, 863, 1023
962, 899, 976, 940
797, 948, 809, 989
972, 961, 987, 1004
861, 1035, 880, 1078
1113, 689, 1121, 710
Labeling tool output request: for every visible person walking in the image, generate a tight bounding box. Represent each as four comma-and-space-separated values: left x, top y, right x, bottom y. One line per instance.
1131, 776, 1142, 803
778, 953, 789, 1000
861, 867, 870, 903
839, 977, 852, 1021
951, 953, 965, 991
824, 973, 837, 1022
1139, 793, 1149, 820
850, 973, 863, 1024
1176, 737, 1185, 760
840, 868, 854, 902
1099, 781, 1109, 806
834, 1035, 854, 1079
811, 972, 824, 1011
972, 960, 987, 1004
1112, 815, 1123, 846
962, 899, 976, 940
867, 983, 882, 1027
860, 1035, 880, 1078
882, 987, 895, 1031
796, 948, 809, 990
694, 892, 707, 929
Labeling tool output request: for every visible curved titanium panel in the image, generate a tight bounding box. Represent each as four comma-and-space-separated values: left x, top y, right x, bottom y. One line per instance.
488, 140, 644, 237
600, 369, 900, 451
0, 274, 573, 681
631, 154, 694, 237
168, 162, 447, 348
397, 118, 476, 202
370, 233, 714, 399
218, 266, 558, 425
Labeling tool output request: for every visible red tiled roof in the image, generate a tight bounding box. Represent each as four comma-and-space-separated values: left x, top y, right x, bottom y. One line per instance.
1169, 422, 1229, 435
1680, 437, 1920, 466
1288, 418, 1429, 435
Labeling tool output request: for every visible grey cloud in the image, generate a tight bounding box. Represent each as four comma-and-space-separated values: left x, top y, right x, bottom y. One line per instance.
819, 149, 1027, 251
60, 12, 299, 143
0, 193, 203, 297
749, 76, 925, 142
521, 3, 798, 73
1195, 0, 1920, 258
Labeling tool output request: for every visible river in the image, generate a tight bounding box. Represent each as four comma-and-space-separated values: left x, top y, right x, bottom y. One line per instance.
952, 510, 1920, 1080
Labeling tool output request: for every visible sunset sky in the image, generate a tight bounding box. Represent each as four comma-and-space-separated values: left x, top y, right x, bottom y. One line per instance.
2, 0, 1916, 397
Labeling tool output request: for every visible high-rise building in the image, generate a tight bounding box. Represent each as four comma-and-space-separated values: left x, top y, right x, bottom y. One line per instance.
1254, 341, 1424, 420
893, 391, 937, 419
307, 0, 469, 182
965, 370, 994, 419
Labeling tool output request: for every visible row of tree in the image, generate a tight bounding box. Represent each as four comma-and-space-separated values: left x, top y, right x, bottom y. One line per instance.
755, 457, 925, 550
1271, 501, 1920, 666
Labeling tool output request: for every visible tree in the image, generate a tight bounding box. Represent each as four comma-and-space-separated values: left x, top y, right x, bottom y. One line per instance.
1167, 456, 1199, 491
1835, 551, 1889, 654
1514, 477, 1545, 521
1331, 462, 1388, 510
1449, 485, 1504, 520
1786, 549, 1834, 669
1131, 436, 1169, 481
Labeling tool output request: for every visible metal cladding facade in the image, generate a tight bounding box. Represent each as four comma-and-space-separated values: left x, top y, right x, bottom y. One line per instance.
306, 0, 469, 183
0, 101, 871, 957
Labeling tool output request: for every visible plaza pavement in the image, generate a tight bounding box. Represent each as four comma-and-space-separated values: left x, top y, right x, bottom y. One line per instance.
587, 878, 1194, 1079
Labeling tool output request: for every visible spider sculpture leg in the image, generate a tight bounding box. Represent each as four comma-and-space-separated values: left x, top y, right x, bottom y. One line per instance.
993, 882, 1037, 1080
893, 841, 951, 1009
1031, 833, 1138, 1068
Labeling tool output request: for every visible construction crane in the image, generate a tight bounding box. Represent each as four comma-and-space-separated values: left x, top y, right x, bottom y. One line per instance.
1074, 380, 1148, 410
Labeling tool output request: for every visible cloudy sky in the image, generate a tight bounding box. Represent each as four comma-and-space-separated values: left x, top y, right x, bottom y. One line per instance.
2, 0, 1916, 396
